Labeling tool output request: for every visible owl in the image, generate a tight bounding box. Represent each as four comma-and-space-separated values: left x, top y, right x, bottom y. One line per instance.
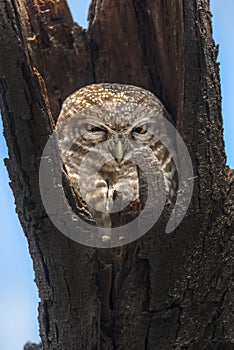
56, 83, 177, 229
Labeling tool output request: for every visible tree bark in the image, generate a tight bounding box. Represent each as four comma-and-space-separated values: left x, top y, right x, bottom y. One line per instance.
0, 0, 233, 349
24, 342, 42, 350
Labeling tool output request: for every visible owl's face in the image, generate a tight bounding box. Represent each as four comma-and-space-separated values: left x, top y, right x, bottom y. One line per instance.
70, 100, 164, 168
79, 110, 158, 164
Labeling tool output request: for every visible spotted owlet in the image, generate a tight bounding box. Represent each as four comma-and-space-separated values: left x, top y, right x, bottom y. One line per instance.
56, 83, 177, 229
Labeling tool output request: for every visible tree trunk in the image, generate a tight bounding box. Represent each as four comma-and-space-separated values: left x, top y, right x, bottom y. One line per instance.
0, 0, 233, 349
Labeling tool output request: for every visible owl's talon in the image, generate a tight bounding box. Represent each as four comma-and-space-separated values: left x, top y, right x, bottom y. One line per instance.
102, 235, 111, 242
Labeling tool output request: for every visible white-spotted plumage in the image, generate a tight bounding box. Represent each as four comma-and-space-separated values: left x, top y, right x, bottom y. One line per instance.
56, 83, 177, 228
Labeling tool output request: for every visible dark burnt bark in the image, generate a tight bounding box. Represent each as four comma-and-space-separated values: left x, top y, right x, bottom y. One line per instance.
24, 342, 42, 350
0, 0, 233, 349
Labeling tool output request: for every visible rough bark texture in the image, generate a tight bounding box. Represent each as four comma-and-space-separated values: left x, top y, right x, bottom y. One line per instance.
24, 342, 42, 350
0, 0, 233, 349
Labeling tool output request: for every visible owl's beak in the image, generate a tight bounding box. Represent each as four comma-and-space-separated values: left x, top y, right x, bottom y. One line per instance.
115, 139, 124, 163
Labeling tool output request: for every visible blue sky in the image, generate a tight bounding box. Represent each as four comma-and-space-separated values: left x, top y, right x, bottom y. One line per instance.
0, 1, 233, 349
210, 0, 234, 168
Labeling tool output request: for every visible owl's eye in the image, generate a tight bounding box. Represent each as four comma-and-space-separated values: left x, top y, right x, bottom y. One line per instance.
132, 124, 148, 134
86, 124, 104, 132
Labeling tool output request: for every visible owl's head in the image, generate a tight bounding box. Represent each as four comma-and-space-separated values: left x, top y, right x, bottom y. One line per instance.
57, 83, 173, 165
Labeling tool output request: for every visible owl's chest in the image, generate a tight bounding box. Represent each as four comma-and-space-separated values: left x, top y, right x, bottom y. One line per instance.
97, 160, 139, 203
98, 160, 138, 182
